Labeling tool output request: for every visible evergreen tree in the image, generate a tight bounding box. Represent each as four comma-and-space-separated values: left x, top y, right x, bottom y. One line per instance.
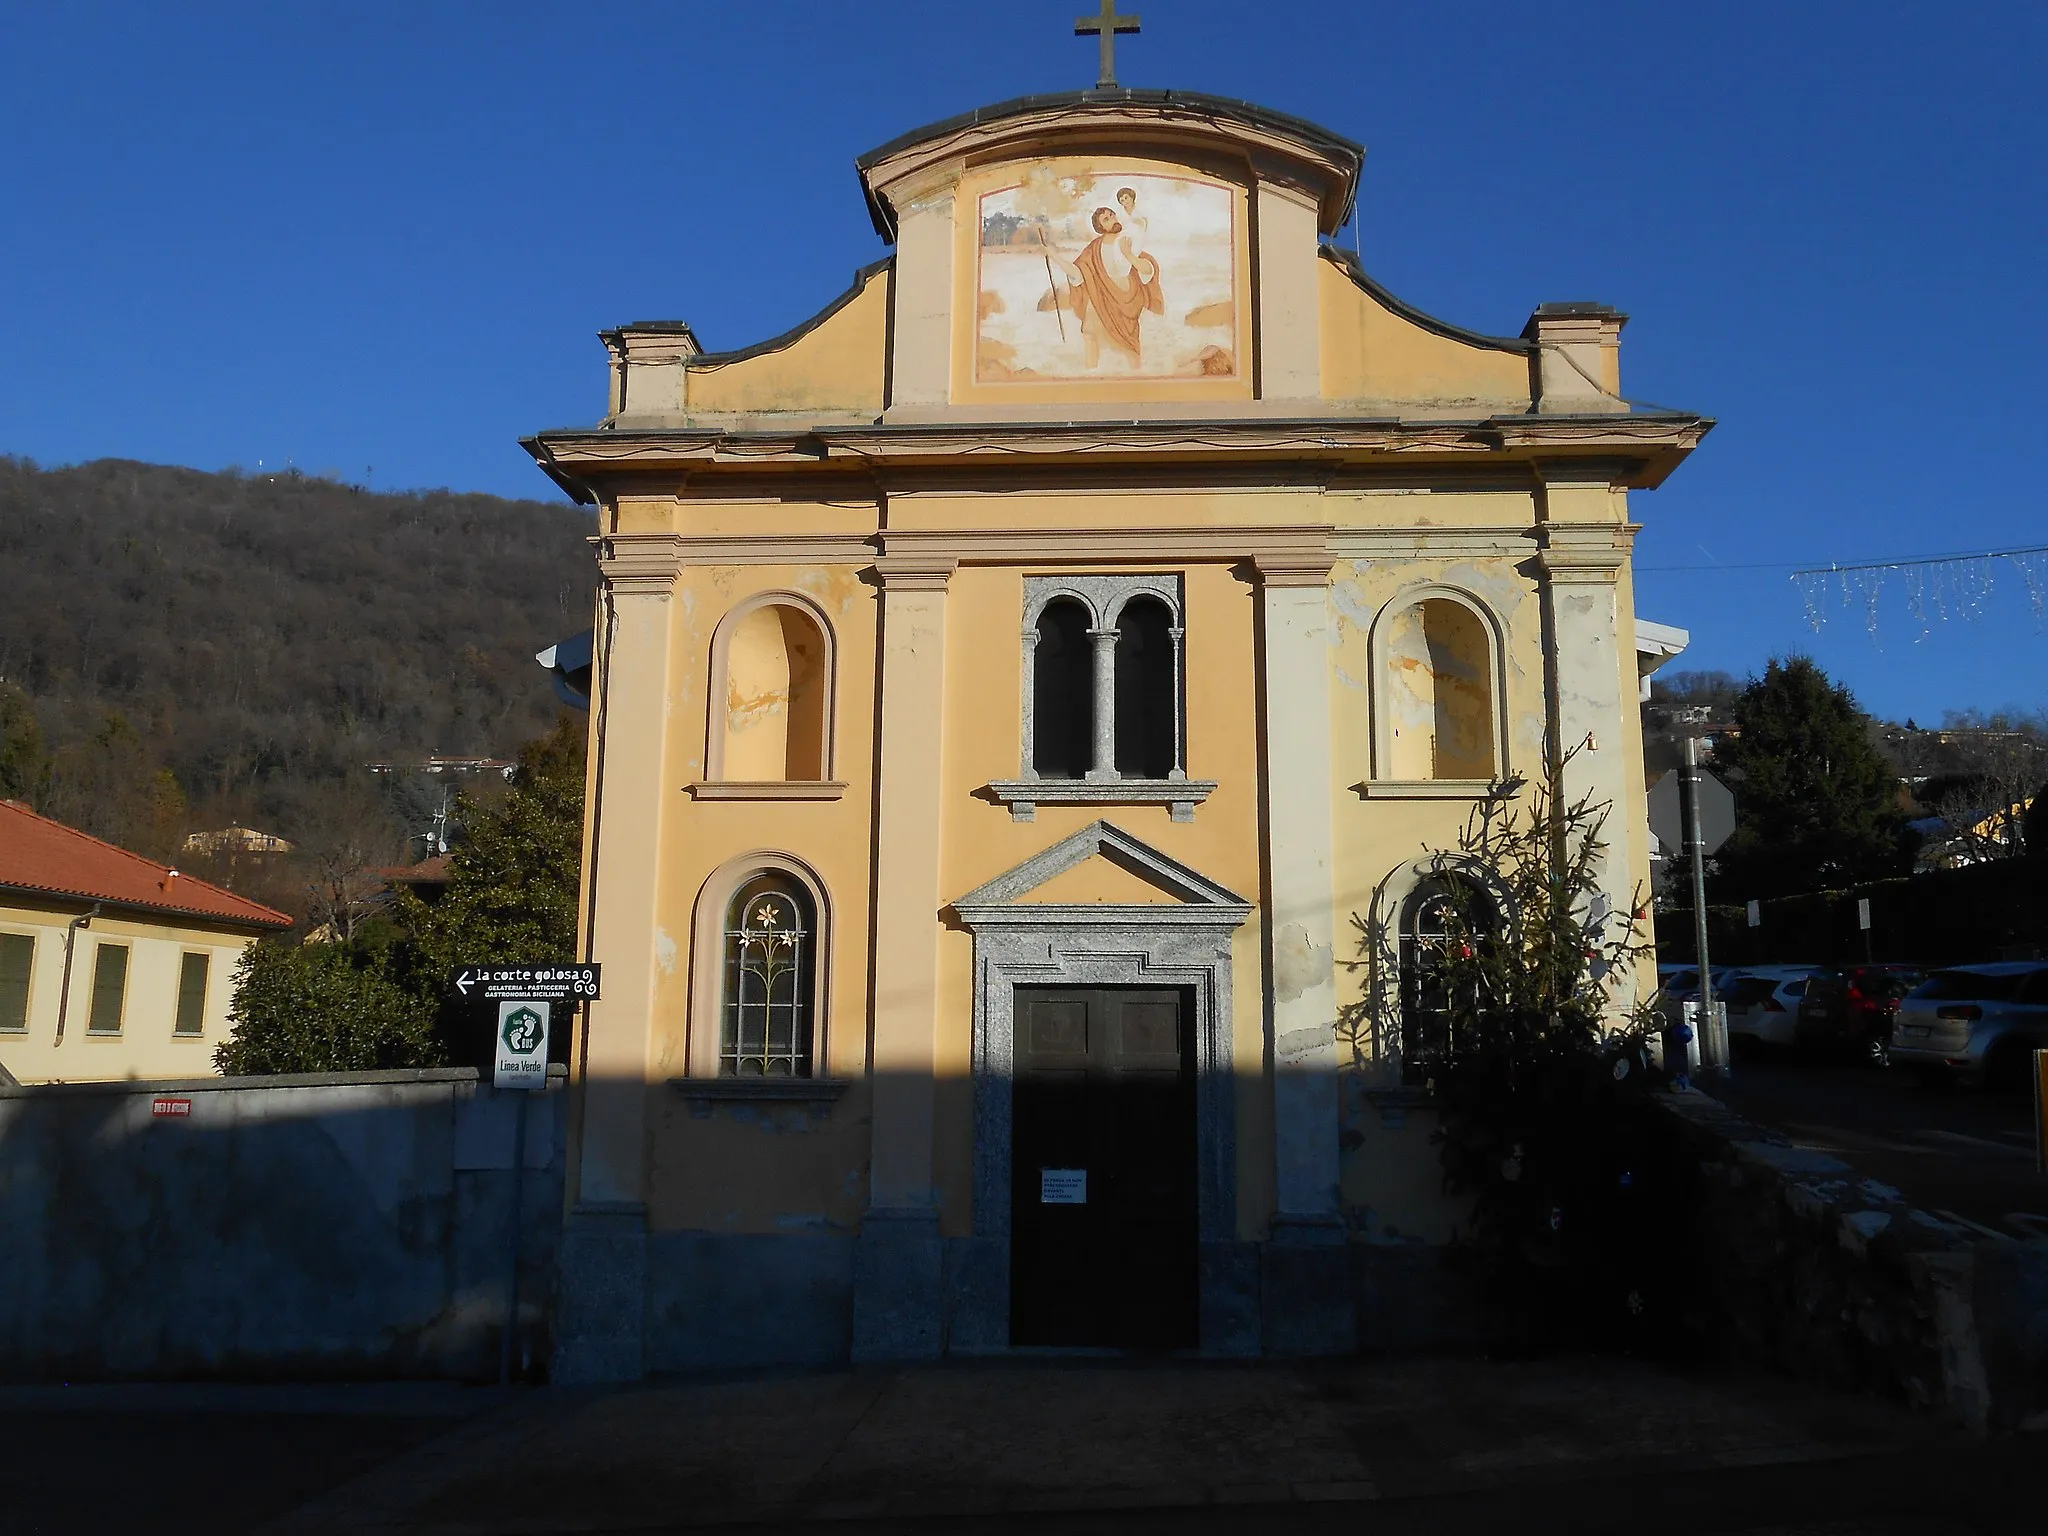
393, 714, 586, 991
1709, 656, 1905, 900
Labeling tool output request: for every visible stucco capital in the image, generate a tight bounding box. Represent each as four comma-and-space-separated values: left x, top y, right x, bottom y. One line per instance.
598, 533, 685, 594
1536, 527, 1626, 586
872, 553, 958, 591
1252, 554, 1335, 589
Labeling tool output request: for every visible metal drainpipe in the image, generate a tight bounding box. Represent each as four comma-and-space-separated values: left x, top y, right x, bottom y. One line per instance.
52, 904, 102, 1047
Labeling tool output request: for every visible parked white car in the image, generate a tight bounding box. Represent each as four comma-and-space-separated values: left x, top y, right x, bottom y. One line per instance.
1889, 962, 2048, 1090
1720, 966, 1823, 1049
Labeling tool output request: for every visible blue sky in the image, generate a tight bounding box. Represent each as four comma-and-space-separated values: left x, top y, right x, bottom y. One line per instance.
4, 2, 2044, 724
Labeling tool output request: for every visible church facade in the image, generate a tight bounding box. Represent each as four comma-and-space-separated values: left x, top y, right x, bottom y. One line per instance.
526, 89, 1708, 1380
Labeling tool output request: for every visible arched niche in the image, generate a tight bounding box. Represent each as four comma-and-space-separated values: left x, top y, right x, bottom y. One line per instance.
706, 593, 837, 784
1370, 587, 1506, 786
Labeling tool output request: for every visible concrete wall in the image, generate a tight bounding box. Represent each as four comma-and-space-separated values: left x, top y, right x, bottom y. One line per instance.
1662, 1089, 2048, 1434
0, 1067, 564, 1382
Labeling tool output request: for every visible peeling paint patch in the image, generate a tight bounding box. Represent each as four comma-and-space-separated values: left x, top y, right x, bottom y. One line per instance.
1330, 576, 1376, 635
1273, 922, 1332, 1004
654, 928, 679, 975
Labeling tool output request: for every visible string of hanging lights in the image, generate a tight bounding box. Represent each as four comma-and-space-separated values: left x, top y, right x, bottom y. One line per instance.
1790, 543, 2048, 641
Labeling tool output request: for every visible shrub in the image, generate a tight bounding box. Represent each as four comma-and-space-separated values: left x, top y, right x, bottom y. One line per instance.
215, 939, 444, 1075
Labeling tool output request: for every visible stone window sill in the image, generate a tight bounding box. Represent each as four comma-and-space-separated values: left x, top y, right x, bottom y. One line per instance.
687, 781, 847, 801
986, 778, 1217, 824
1353, 779, 1497, 800
666, 1077, 851, 1103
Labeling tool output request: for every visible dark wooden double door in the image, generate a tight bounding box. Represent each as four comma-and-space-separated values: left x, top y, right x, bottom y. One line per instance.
1010, 987, 1198, 1349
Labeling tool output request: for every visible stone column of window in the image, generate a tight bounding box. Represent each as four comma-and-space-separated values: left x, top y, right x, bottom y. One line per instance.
554, 530, 683, 1385
1168, 623, 1187, 780
853, 552, 957, 1362
1018, 626, 1039, 779
1086, 625, 1119, 781
1252, 549, 1354, 1356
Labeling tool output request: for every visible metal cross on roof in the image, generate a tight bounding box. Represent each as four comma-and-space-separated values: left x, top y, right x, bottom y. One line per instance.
1075, 0, 1141, 90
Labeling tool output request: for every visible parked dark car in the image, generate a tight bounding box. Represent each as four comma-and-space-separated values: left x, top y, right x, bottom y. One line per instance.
1796, 964, 1926, 1066
1890, 962, 2048, 1090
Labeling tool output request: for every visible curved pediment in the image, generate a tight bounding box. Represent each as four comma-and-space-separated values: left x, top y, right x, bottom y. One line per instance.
858, 88, 1362, 241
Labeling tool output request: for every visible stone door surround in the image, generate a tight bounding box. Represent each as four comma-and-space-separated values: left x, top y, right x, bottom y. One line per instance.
947, 820, 1254, 1353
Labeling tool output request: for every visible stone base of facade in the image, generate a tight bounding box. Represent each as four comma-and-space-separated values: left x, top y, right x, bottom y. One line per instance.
561, 1225, 1476, 1376
850, 1208, 945, 1361
1261, 1217, 1359, 1356
551, 1205, 650, 1385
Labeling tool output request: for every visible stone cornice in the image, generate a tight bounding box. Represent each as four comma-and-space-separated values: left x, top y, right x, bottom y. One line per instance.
878, 525, 1331, 567
526, 413, 1709, 494
584, 524, 1563, 571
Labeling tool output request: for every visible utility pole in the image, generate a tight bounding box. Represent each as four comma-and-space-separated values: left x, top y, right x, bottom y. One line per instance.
1683, 735, 1725, 1073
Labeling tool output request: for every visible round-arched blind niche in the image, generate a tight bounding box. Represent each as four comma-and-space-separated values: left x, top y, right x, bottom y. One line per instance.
1385, 598, 1495, 780
722, 603, 828, 781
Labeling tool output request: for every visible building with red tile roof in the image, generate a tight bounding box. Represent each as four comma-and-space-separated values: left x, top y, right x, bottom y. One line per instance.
0, 801, 291, 1084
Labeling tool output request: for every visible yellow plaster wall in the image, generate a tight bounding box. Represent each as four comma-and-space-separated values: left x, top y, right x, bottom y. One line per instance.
681, 267, 889, 418
1319, 261, 1532, 409
0, 899, 261, 1083
621, 479, 1651, 1244
930, 553, 1275, 1239
642, 554, 880, 1234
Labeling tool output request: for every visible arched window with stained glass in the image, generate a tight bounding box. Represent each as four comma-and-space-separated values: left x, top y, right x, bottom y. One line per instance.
721, 872, 816, 1077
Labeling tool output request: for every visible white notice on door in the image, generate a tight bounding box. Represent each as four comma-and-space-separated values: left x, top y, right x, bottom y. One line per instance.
1040, 1168, 1087, 1205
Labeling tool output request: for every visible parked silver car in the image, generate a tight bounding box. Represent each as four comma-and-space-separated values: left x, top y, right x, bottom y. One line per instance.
1720, 966, 1823, 1050
1889, 961, 2048, 1090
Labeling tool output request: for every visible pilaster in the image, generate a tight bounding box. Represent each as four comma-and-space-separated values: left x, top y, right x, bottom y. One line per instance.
1535, 480, 1639, 1002
1253, 178, 1323, 402
1252, 548, 1353, 1353
555, 531, 682, 1383
887, 174, 957, 409
852, 552, 956, 1359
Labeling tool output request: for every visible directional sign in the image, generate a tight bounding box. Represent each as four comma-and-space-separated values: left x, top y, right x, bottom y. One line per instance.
451, 964, 600, 1004
493, 1001, 550, 1090
1648, 768, 1736, 858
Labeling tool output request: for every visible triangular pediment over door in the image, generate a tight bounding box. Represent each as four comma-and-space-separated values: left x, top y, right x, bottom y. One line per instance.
950, 820, 1252, 929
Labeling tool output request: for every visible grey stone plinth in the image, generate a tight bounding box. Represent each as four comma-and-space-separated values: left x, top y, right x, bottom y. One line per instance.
1355, 1243, 1476, 1354
1261, 1218, 1357, 1357
1200, 1240, 1262, 1356
851, 1207, 945, 1361
644, 1232, 852, 1371
943, 1236, 1010, 1352
551, 1206, 648, 1384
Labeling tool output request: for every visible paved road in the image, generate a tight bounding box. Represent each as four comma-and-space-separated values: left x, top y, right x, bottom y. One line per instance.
4, 1362, 2039, 1536
1708, 1057, 2048, 1240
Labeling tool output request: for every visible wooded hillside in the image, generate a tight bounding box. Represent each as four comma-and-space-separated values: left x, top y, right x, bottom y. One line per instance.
0, 456, 595, 907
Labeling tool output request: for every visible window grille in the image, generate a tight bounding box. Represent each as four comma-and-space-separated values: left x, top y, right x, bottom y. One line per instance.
1398, 876, 1495, 1081
721, 874, 814, 1077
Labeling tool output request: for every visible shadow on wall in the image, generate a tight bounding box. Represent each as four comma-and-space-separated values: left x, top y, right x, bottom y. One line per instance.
0, 1068, 564, 1383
